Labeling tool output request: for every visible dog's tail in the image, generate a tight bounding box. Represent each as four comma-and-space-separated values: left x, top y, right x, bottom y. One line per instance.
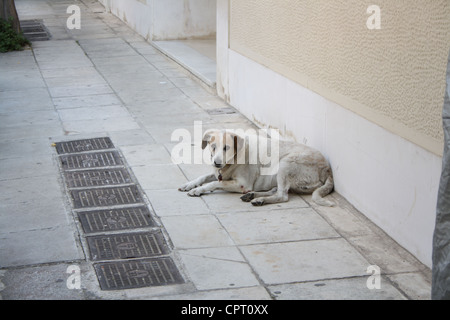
312, 171, 334, 207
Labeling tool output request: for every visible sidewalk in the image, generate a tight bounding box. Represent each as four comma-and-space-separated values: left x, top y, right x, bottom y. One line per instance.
0, 0, 431, 300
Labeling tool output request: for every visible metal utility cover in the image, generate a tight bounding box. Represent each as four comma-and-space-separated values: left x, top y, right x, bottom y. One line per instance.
20, 19, 51, 41
59, 151, 123, 170
71, 185, 143, 209
206, 107, 237, 115
86, 231, 169, 261
94, 257, 184, 290
55, 137, 114, 154
78, 207, 156, 234
64, 168, 132, 188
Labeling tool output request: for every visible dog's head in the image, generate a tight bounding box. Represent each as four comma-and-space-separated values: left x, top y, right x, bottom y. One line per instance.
202, 130, 245, 168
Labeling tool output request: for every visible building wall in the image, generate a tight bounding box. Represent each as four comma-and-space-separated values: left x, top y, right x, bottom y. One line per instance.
229, 0, 450, 156
217, 0, 449, 267
99, 0, 216, 40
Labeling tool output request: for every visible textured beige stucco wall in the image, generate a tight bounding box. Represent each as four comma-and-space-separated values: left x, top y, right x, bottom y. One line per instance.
230, 0, 450, 155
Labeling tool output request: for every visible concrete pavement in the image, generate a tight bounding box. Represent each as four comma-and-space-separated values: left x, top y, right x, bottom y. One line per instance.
0, 0, 431, 300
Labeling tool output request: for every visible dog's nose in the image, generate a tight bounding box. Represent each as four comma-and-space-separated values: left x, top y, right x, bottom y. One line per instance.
214, 161, 222, 168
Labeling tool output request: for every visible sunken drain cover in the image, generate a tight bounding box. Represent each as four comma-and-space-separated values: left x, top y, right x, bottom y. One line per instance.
55, 137, 184, 290
94, 257, 184, 290
78, 206, 156, 234
60, 151, 123, 170
63, 168, 132, 188
71, 185, 142, 209
20, 19, 51, 41
87, 231, 169, 261
55, 137, 114, 154
206, 107, 237, 115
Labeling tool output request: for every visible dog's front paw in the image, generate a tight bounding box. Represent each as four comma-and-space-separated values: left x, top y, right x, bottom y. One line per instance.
251, 198, 265, 206
240, 192, 255, 202
187, 187, 204, 197
179, 182, 198, 192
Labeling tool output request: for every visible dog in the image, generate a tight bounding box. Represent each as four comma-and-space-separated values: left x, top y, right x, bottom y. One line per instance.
178, 129, 334, 206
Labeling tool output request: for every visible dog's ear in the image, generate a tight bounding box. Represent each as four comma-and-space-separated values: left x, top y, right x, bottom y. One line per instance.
227, 132, 245, 164
230, 132, 245, 154
202, 129, 217, 149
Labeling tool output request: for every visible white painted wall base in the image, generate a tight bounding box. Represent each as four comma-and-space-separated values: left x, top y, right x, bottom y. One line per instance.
225, 49, 441, 267
99, 0, 153, 40
99, 0, 216, 41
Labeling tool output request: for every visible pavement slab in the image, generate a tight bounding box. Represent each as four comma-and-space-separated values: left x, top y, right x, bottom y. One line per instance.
161, 215, 234, 249
178, 247, 260, 290
268, 277, 407, 300
239, 239, 370, 284
217, 208, 340, 245
0, 225, 83, 268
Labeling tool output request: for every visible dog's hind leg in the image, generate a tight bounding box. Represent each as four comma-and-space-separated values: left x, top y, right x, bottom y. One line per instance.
250, 173, 290, 206
240, 188, 277, 202
250, 189, 289, 206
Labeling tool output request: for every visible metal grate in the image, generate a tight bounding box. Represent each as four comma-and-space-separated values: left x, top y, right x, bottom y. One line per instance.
63, 168, 132, 188
55, 137, 184, 291
59, 151, 123, 170
71, 185, 143, 209
20, 19, 51, 41
206, 107, 237, 115
78, 207, 155, 234
94, 257, 184, 290
87, 231, 169, 261
55, 137, 114, 154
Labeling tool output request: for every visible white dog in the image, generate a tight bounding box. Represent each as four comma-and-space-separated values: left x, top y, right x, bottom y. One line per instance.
178, 129, 334, 206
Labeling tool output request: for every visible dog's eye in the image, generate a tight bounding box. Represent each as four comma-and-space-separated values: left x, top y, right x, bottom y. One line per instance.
224, 146, 230, 151
211, 144, 216, 151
